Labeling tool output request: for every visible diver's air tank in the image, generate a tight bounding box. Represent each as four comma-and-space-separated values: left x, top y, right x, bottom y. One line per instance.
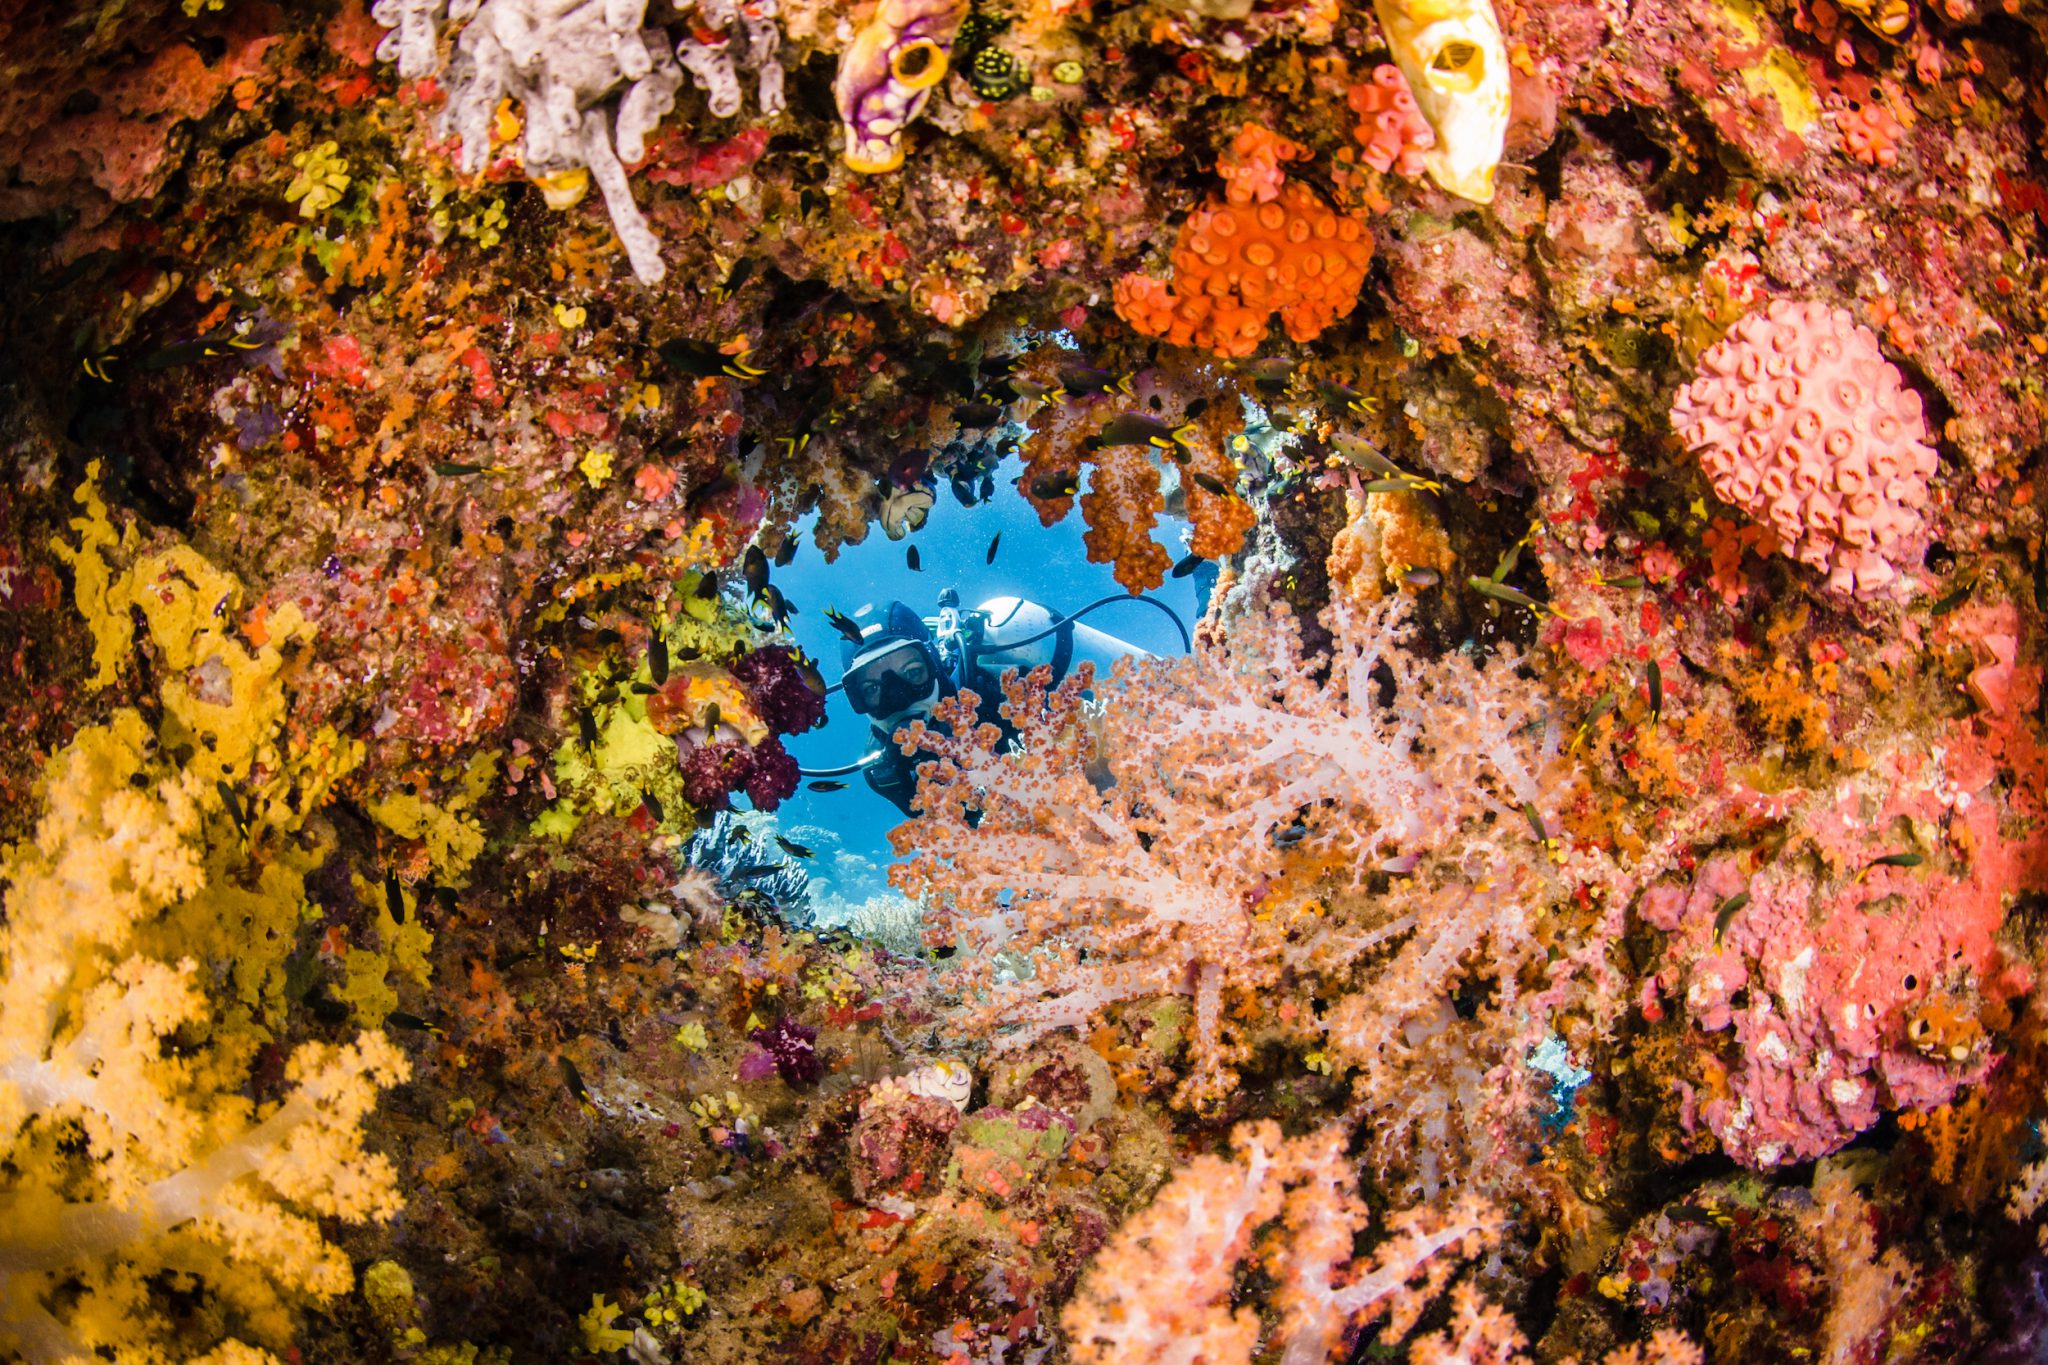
971, 595, 1151, 679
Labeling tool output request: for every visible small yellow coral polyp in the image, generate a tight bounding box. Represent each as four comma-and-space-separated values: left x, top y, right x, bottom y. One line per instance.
1115, 185, 1374, 358
286, 139, 352, 218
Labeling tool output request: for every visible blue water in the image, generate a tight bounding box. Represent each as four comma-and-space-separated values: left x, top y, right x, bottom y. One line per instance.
766, 452, 1203, 920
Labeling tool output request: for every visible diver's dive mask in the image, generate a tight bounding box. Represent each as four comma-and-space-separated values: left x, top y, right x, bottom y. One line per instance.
844, 637, 941, 726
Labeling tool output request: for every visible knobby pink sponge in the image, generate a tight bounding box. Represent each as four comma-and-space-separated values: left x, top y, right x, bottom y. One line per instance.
1671, 299, 1938, 597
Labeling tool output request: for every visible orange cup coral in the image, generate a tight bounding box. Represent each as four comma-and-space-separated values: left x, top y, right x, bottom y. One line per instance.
1115, 185, 1375, 358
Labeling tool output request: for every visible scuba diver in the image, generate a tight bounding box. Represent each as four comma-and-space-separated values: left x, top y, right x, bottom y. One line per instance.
810, 589, 1190, 815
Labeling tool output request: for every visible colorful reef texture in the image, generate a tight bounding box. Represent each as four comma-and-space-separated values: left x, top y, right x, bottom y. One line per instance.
7, 0, 2048, 1361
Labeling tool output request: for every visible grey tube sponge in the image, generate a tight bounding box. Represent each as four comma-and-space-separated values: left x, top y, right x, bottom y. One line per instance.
376, 0, 787, 286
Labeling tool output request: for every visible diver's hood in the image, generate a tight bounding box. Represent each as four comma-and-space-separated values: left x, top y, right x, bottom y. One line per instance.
839, 601, 931, 669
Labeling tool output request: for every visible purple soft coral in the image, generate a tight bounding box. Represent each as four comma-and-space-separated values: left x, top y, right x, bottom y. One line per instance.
749, 1015, 823, 1087
732, 646, 827, 736
677, 735, 800, 812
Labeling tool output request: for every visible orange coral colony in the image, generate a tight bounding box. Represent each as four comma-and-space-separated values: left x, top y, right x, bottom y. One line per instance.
1114, 184, 1374, 358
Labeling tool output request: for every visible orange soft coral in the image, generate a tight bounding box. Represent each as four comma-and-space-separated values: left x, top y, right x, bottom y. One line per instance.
1013, 366, 1251, 593
1217, 122, 1308, 205
1115, 185, 1374, 358
1327, 489, 1455, 608
1081, 441, 1172, 593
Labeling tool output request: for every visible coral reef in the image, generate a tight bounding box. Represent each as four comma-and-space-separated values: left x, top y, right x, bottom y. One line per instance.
1064, 1121, 1501, 1363
894, 595, 1558, 1115
2, 0, 2048, 1356
1372, 0, 1510, 201
1349, 65, 1437, 178
375, 0, 690, 282
1, 482, 405, 1363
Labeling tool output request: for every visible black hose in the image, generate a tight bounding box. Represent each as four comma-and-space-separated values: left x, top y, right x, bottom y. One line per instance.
998, 593, 1192, 653
797, 751, 888, 779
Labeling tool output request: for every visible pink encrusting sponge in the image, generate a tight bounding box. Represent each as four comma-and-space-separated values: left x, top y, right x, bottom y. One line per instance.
1672, 299, 1939, 597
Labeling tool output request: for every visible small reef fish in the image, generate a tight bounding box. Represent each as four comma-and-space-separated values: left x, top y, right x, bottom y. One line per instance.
1712, 891, 1750, 945
1331, 435, 1401, 477
1864, 851, 1925, 874
1171, 552, 1205, 579
1030, 469, 1080, 500
808, 780, 849, 792
1359, 475, 1443, 495
217, 781, 248, 836
793, 652, 830, 698
714, 257, 754, 302
1313, 377, 1376, 417
658, 337, 766, 380
1373, 0, 1512, 203
559, 1056, 596, 1114
775, 836, 813, 859
1054, 364, 1132, 399
1228, 355, 1297, 395
1467, 575, 1553, 616
824, 606, 867, 646
1926, 578, 1975, 616
1097, 413, 1196, 449
906, 544, 921, 572
1572, 691, 1617, 751
986, 532, 1001, 564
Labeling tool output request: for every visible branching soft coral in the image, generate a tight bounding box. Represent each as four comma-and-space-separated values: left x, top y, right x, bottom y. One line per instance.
0, 710, 406, 1365
0, 474, 410, 1363
1014, 364, 1256, 592
1063, 1121, 1501, 1365
892, 597, 1560, 1111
